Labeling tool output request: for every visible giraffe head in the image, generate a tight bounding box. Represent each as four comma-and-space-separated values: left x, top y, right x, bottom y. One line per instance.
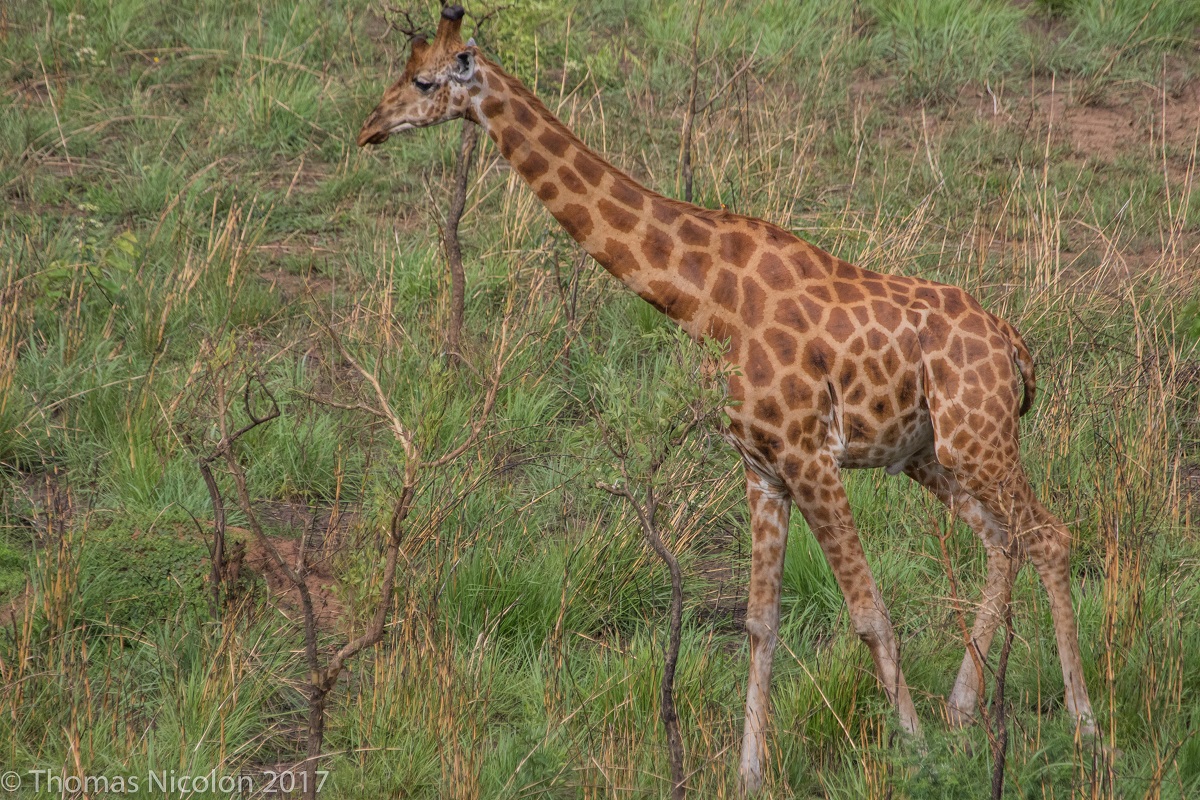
357, 5, 478, 146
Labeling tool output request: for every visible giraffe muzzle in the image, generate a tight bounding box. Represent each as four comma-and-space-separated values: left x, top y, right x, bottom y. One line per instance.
357, 112, 391, 146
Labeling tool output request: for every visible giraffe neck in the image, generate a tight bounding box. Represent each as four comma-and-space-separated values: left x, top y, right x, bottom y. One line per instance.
469, 57, 798, 340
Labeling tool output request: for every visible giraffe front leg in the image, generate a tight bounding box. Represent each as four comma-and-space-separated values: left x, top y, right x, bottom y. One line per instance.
791, 453, 923, 738
738, 468, 791, 795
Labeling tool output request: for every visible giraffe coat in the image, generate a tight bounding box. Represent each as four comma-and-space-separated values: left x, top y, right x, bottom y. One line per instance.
357, 7, 1096, 794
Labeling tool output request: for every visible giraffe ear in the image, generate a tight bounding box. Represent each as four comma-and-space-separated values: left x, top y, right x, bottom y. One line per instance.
450, 50, 476, 82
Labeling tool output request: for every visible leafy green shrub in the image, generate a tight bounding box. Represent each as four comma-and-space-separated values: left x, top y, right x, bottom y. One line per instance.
79, 525, 209, 629
0, 540, 26, 603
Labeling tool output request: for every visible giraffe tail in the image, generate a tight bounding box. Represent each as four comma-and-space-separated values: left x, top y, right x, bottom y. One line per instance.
996, 316, 1037, 416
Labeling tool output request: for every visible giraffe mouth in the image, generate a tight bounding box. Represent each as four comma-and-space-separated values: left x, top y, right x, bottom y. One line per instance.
357, 120, 416, 147
358, 129, 389, 146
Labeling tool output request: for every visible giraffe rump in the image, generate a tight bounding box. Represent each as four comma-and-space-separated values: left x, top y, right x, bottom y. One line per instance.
994, 315, 1037, 416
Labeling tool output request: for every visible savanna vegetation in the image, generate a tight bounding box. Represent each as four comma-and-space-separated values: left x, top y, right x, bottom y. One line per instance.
2, 0, 1200, 797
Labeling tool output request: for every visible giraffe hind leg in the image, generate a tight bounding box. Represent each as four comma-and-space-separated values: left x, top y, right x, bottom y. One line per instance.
920, 351, 1097, 735
903, 450, 1023, 728
955, 470, 1096, 735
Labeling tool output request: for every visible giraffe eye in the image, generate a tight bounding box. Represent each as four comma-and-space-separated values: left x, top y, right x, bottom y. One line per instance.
413, 78, 435, 93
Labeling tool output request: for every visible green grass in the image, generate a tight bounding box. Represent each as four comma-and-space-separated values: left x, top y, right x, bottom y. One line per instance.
866, 0, 1031, 101
2, 0, 1200, 797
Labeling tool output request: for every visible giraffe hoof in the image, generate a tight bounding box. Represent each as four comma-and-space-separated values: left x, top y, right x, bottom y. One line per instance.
946, 702, 976, 729
738, 768, 763, 797
946, 686, 979, 729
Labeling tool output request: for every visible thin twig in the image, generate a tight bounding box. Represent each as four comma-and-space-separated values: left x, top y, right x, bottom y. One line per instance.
990, 558, 1016, 800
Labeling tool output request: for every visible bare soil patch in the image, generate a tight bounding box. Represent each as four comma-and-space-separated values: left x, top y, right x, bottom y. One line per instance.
227, 498, 358, 630
8, 76, 51, 104
240, 533, 345, 630
257, 266, 337, 302
1028, 79, 1199, 160
852, 73, 1200, 164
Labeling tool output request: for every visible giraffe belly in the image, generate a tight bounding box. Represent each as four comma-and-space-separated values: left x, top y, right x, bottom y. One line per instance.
835, 410, 933, 470
828, 384, 933, 471
728, 380, 933, 482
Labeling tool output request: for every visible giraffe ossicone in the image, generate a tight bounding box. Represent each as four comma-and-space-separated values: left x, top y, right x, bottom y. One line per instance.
358, 5, 1097, 793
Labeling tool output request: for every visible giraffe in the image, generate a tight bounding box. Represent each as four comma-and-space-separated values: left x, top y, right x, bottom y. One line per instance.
357, 6, 1097, 792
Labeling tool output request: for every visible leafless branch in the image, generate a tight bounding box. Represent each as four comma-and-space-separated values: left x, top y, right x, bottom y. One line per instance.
442, 120, 479, 360
197, 460, 226, 614
598, 477, 685, 799
990, 549, 1017, 800
679, 0, 705, 204
933, 504, 997, 751
381, 5, 431, 43
676, 0, 759, 205
317, 318, 418, 464
287, 268, 530, 794
592, 402, 710, 800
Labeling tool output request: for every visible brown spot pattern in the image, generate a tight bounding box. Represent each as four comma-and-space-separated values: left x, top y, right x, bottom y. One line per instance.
740, 277, 766, 327
512, 99, 537, 127
520, 151, 550, 180
558, 165, 586, 194
680, 219, 711, 246
574, 151, 605, 187
597, 198, 637, 232
721, 231, 755, 264
611, 179, 644, 209
599, 238, 638, 279
713, 269, 739, 313
556, 204, 593, 240
641, 227, 675, 266
538, 129, 570, 156
679, 251, 712, 288
746, 341, 775, 386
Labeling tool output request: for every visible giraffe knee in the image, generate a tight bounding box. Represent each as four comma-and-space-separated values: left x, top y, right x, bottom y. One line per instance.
744, 611, 779, 644
851, 606, 892, 648
1022, 509, 1071, 565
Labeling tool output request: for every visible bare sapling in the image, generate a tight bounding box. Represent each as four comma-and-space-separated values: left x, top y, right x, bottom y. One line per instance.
676, 0, 758, 205
300, 271, 532, 793
195, 454, 227, 615
679, 0, 705, 204
597, 450, 690, 800
190, 290, 523, 797
990, 597, 1015, 800
182, 356, 281, 618
591, 333, 730, 800
385, 3, 505, 359
932, 503, 1017, 797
